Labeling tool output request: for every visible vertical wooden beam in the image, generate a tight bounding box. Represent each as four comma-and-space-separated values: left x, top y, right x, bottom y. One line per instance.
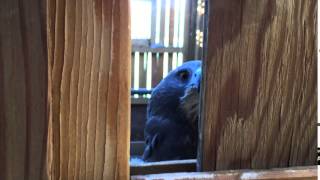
167, 53, 173, 72
159, 0, 166, 46
151, 0, 157, 45
47, 0, 131, 179
152, 53, 164, 87
169, 0, 175, 47
200, 0, 317, 171
184, 0, 194, 60
131, 53, 135, 89
139, 53, 147, 90
0, 0, 48, 179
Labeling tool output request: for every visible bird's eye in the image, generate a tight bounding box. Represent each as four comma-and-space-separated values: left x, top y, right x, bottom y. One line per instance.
177, 70, 189, 81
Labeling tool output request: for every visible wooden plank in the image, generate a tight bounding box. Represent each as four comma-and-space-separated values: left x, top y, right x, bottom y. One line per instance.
131, 52, 135, 88
139, 53, 147, 89
159, 0, 166, 45
152, 53, 164, 87
131, 166, 317, 180
150, 0, 157, 44
132, 46, 183, 53
47, 0, 131, 179
169, 0, 175, 46
130, 159, 197, 176
200, 0, 317, 171
167, 52, 173, 72
73, 0, 88, 178
0, 0, 48, 179
67, 0, 82, 179
131, 98, 149, 105
183, 0, 191, 59
184, 0, 198, 60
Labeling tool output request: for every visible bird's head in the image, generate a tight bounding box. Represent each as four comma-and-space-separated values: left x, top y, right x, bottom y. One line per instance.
147, 60, 202, 125
143, 60, 202, 162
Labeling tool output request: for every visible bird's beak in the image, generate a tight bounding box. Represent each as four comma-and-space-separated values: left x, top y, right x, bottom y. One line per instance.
189, 67, 202, 91
196, 67, 202, 92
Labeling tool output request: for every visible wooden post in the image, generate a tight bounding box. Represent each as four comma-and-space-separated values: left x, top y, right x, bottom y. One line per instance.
47, 0, 131, 179
200, 0, 317, 171
0, 0, 48, 180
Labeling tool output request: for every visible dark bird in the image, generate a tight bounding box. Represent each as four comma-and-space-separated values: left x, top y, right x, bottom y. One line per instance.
142, 60, 202, 162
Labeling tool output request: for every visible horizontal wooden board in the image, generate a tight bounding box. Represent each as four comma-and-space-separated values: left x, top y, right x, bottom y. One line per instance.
131, 159, 197, 176
131, 166, 317, 180
132, 46, 183, 53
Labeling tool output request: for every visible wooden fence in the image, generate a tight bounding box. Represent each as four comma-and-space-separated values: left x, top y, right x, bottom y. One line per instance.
0, 0, 317, 180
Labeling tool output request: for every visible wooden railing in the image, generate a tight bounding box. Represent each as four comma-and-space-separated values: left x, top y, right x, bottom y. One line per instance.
131, 49, 184, 98
130, 0, 194, 98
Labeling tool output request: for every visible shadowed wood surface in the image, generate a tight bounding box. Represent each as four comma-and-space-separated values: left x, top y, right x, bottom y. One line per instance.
47, 0, 131, 179
200, 0, 317, 171
131, 159, 197, 176
131, 166, 317, 180
0, 0, 48, 179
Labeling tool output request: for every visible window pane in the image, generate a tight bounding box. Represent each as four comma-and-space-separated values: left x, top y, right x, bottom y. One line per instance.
131, 0, 152, 39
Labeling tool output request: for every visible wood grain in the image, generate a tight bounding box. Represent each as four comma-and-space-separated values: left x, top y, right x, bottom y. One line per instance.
200, 0, 317, 171
131, 166, 317, 180
47, 0, 131, 179
0, 0, 48, 179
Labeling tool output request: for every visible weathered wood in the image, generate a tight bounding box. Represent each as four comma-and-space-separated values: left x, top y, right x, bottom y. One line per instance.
168, 0, 175, 46
132, 98, 149, 105
167, 52, 173, 72
152, 53, 164, 87
132, 46, 183, 53
131, 159, 197, 176
131, 166, 317, 180
200, 0, 317, 171
139, 53, 147, 89
47, 0, 131, 179
0, 0, 48, 179
184, 0, 197, 60
159, 0, 166, 45
151, 0, 157, 44
131, 53, 135, 88
183, 0, 193, 59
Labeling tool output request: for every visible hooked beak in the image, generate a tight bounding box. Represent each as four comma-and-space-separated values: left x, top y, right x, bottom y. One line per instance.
189, 67, 202, 91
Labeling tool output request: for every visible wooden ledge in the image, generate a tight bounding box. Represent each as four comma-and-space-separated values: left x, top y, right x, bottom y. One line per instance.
130, 159, 197, 176
131, 166, 317, 180
131, 97, 149, 105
